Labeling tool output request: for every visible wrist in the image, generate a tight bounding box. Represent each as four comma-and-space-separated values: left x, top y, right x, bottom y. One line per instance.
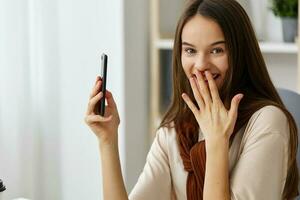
205, 136, 229, 154
98, 132, 119, 149
99, 140, 119, 156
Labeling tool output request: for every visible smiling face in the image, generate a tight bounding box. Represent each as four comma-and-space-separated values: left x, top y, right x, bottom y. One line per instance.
181, 14, 229, 90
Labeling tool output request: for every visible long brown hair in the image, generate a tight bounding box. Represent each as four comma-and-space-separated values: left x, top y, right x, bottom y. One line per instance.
159, 0, 299, 199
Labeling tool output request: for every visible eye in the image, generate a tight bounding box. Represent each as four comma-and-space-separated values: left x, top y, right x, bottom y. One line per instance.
184, 48, 196, 55
211, 48, 224, 54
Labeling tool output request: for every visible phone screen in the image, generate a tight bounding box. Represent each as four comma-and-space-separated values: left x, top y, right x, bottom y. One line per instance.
98, 53, 107, 116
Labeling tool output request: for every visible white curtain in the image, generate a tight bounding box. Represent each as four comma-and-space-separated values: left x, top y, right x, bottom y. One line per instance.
0, 0, 62, 199
0, 0, 127, 199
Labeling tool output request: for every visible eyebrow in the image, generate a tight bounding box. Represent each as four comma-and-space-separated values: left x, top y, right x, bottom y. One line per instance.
182, 41, 225, 47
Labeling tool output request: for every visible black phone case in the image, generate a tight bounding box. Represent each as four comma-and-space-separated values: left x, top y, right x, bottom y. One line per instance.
99, 53, 107, 116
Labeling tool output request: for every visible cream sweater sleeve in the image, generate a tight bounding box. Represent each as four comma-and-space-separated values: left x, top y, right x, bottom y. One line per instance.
129, 127, 172, 200
230, 106, 290, 200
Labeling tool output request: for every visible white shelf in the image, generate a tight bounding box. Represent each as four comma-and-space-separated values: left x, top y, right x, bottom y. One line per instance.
155, 39, 298, 54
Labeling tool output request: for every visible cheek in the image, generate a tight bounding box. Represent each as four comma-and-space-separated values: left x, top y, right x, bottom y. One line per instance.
214, 56, 228, 73
181, 56, 192, 76
213, 56, 229, 88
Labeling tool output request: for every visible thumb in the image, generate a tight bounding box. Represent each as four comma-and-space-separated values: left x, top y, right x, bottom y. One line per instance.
228, 94, 244, 119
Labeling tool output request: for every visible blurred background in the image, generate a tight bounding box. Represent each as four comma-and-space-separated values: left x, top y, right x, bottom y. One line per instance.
0, 0, 298, 199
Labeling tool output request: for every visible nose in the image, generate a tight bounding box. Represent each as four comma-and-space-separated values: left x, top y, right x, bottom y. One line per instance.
194, 53, 210, 72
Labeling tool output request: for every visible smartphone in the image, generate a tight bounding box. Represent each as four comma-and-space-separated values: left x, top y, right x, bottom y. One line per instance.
98, 53, 108, 116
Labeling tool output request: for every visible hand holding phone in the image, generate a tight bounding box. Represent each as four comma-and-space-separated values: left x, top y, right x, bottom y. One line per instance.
98, 53, 108, 116
85, 53, 121, 143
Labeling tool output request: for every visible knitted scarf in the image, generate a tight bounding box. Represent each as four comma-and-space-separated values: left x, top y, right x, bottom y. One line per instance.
176, 119, 236, 199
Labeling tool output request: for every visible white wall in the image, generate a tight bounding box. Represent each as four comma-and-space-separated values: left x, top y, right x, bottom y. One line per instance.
57, 0, 149, 199
264, 54, 298, 92
123, 0, 150, 191
57, 0, 125, 199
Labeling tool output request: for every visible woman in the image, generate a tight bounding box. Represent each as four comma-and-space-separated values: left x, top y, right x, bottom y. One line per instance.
85, 0, 299, 199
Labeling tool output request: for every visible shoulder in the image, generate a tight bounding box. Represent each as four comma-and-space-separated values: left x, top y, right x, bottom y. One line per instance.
155, 122, 176, 142
147, 123, 177, 162
252, 105, 287, 121
154, 122, 178, 151
243, 105, 289, 141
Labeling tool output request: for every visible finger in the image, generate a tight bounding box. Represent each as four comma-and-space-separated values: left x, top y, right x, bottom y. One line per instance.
195, 71, 211, 105
85, 114, 113, 124
94, 76, 101, 85
105, 90, 118, 108
228, 94, 244, 119
92, 76, 101, 91
205, 71, 222, 104
86, 92, 103, 115
89, 79, 102, 99
189, 76, 205, 109
181, 93, 199, 115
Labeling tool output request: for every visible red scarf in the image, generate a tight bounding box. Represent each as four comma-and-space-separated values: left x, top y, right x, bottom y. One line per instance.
176, 120, 236, 199
177, 125, 206, 199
